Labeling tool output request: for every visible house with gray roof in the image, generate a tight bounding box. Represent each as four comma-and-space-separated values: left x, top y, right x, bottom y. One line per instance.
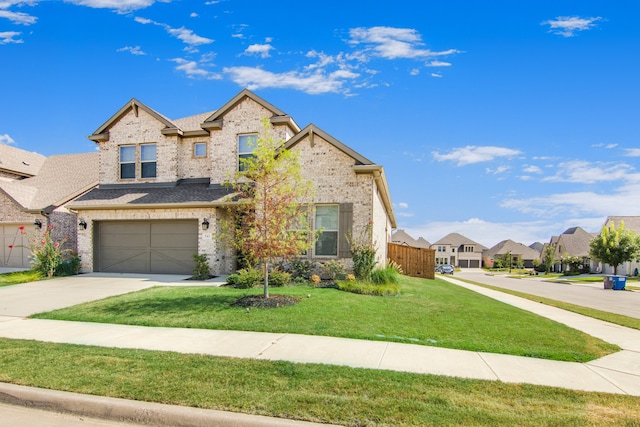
68, 89, 396, 275
483, 239, 541, 269
391, 229, 430, 248
0, 146, 98, 268
543, 226, 597, 273
431, 232, 486, 268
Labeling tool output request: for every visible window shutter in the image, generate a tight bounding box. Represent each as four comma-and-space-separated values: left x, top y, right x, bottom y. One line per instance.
338, 203, 353, 258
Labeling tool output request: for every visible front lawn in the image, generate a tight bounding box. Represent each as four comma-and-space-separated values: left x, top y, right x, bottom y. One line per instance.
0, 339, 638, 427
0, 270, 41, 287
33, 275, 618, 362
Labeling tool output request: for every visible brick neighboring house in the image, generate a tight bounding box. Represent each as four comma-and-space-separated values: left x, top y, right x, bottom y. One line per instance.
0, 144, 98, 268
68, 89, 396, 275
483, 239, 542, 269
543, 226, 597, 273
431, 232, 486, 268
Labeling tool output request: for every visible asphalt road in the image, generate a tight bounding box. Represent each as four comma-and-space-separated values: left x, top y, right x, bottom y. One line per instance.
455, 270, 640, 319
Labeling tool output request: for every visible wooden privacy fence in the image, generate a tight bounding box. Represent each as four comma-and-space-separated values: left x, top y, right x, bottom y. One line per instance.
388, 243, 435, 280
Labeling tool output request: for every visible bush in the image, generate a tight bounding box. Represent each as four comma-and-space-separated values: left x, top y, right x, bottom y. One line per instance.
321, 259, 346, 280
370, 266, 400, 285
337, 280, 400, 296
55, 253, 81, 277
279, 259, 314, 279
226, 268, 263, 289
268, 270, 291, 287
192, 254, 211, 280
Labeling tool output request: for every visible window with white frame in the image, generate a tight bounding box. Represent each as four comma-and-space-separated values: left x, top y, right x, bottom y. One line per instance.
238, 134, 257, 171
315, 205, 339, 257
140, 144, 156, 178
119, 146, 136, 179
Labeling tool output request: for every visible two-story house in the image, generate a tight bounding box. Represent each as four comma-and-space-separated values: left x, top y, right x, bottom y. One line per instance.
68, 89, 396, 275
431, 232, 486, 268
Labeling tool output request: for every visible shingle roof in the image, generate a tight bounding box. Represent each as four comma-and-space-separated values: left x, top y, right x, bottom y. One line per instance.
0, 144, 46, 178
605, 216, 640, 234
0, 152, 98, 211
68, 181, 236, 209
433, 232, 487, 250
392, 229, 418, 246
554, 226, 594, 257
172, 111, 216, 132
485, 239, 541, 259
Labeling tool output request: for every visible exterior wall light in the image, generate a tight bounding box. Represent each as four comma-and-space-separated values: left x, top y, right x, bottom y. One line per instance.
34, 219, 42, 229
79, 219, 88, 230
201, 219, 210, 230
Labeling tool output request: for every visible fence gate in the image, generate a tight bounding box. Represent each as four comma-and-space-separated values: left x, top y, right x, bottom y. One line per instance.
388, 243, 435, 280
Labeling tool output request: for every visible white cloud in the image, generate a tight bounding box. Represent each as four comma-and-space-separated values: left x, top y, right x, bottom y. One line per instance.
0, 30, 22, 43
542, 16, 602, 37
117, 45, 145, 55
625, 148, 640, 157
244, 43, 274, 58
426, 60, 451, 67
0, 133, 16, 145
64, 0, 164, 13
486, 165, 510, 175
543, 160, 633, 184
190, 12, 198, 18
522, 165, 543, 174
348, 26, 460, 60
433, 146, 522, 166
397, 202, 409, 209
135, 16, 213, 46
0, 8, 36, 25
431, 72, 442, 78
410, 68, 419, 76
223, 66, 358, 95
171, 58, 221, 80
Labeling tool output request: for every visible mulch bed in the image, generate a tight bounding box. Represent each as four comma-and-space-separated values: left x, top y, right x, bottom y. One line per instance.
231, 294, 301, 309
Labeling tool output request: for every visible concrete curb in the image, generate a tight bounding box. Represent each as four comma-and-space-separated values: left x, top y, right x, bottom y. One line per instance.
0, 382, 338, 427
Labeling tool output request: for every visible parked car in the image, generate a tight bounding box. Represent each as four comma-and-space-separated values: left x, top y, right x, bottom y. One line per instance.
435, 265, 444, 273
440, 264, 454, 275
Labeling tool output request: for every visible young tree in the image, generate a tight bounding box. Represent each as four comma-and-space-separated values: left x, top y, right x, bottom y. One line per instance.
542, 243, 556, 274
589, 220, 640, 275
223, 118, 315, 298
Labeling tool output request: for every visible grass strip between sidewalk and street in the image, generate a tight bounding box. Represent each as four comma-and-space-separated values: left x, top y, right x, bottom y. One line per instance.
32, 275, 618, 362
459, 279, 640, 331
0, 270, 42, 287
0, 338, 639, 427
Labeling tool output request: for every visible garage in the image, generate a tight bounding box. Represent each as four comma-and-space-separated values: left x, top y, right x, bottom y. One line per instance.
1, 224, 31, 268
94, 220, 198, 274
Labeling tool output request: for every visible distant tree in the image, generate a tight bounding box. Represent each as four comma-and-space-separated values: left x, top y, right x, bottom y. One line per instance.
542, 244, 556, 274
589, 220, 640, 275
222, 118, 315, 298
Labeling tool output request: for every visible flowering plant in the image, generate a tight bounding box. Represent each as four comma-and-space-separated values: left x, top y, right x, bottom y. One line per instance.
8, 224, 73, 278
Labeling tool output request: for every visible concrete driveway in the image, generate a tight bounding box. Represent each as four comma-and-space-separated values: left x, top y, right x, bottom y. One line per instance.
0, 273, 218, 317
455, 270, 640, 319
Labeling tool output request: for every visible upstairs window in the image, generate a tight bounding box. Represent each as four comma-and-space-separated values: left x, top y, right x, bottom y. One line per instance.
238, 134, 257, 171
194, 142, 207, 158
140, 144, 157, 178
119, 146, 135, 179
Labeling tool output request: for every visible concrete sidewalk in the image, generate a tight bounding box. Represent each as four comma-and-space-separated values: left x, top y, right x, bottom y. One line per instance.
0, 273, 639, 426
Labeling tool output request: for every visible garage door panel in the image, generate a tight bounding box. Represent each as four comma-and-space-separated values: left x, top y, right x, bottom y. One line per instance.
96, 220, 197, 274
1, 224, 31, 268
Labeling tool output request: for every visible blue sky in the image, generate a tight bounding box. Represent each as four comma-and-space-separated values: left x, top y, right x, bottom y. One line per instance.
2, 0, 639, 247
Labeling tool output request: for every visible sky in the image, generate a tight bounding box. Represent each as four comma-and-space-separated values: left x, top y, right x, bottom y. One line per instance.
1, 0, 639, 248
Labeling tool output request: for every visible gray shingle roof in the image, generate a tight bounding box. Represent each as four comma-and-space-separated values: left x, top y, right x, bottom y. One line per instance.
554, 226, 594, 257
68, 181, 235, 209
485, 239, 541, 259
433, 232, 487, 250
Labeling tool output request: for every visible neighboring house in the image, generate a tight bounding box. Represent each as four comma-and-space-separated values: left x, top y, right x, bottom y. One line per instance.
529, 242, 544, 253
431, 232, 486, 268
68, 89, 396, 275
391, 229, 431, 248
599, 216, 640, 275
0, 145, 98, 268
483, 239, 541, 269
544, 226, 597, 273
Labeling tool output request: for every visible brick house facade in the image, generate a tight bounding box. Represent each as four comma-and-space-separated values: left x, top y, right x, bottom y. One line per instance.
68, 89, 396, 275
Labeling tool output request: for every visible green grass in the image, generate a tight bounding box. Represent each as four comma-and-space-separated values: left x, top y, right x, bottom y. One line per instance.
459, 279, 640, 331
0, 270, 42, 287
33, 276, 618, 362
0, 338, 638, 426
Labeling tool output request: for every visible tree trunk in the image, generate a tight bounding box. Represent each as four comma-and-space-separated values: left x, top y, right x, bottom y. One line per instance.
613, 264, 618, 276
263, 261, 269, 298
